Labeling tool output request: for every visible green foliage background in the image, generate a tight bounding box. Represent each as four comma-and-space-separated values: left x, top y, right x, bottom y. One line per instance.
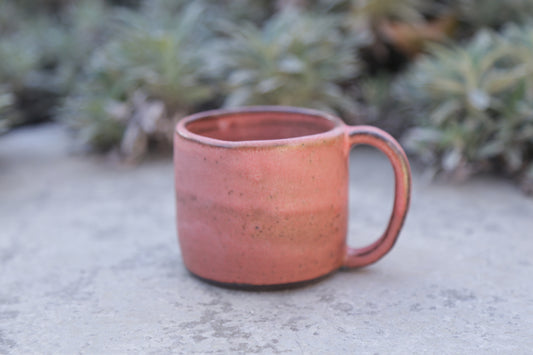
1, 0, 533, 191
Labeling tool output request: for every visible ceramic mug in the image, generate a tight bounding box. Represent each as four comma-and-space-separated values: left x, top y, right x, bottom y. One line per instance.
174, 106, 411, 287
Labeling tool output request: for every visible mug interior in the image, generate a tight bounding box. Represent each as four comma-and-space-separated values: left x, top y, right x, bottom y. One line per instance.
184, 110, 337, 142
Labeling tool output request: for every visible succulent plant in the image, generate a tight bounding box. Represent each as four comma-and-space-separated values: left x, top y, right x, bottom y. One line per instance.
0, 34, 41, 92
398, 28, 533, 191
337, 0, 452, 74
206, 0, 276, 24
60, 2, 214, 162
0, 88, 17, 134
0, 10, 63, 127
53, 0, 114, 91
454, 0, 533, 30
0, 0, 115, 131
354, 73, 412, 134
348, 0, 424, 23
215, 9, 359, 117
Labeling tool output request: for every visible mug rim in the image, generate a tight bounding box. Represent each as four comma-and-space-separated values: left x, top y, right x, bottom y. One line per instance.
175, 106, 345, 149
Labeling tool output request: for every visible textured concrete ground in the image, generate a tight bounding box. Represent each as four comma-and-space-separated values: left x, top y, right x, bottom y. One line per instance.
1, 124, 532, 354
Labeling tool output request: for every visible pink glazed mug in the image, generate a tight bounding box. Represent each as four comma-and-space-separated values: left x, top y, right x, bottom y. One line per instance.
174, 106, 411, 288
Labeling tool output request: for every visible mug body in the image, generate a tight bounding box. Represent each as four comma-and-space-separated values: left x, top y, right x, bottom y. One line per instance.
174, 107, 349, 286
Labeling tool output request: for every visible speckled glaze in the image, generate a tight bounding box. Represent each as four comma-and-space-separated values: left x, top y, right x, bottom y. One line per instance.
174, 106, 411, 287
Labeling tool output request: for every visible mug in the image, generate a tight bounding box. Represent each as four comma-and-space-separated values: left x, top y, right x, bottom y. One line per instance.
174, 106, 411, 288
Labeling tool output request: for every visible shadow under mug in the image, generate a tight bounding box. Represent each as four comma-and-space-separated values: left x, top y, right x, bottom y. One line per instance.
174, 106, 411, 288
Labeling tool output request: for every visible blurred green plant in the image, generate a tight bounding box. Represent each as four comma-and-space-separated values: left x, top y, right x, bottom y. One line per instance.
336, 0, 456, 74
0, 88, 16, 134
358, 74, 394, 119
0, 12, 56, 129
214, 9, 359, 117
60, 2, 215, 162
454, 0, 533, 31
348, 0, 424, 23
355, 73, 413, 134
0, 0, 113, 132
206, 0, 275, 24
4, 0, 533, 194
53, 0, 114, 91
398, 28, 533, 191
0, 31, 41, 93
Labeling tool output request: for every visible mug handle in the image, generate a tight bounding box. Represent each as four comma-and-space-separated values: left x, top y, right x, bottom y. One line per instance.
343, 126, 412, 268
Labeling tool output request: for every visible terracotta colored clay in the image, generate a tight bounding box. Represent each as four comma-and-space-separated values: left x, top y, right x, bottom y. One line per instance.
174, 106, 411, 287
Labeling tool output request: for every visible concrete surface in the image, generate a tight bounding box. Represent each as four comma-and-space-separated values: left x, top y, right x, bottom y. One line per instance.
1, 124, 532, 354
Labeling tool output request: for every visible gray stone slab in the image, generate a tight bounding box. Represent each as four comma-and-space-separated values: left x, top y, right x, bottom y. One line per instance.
1, 124, 532, 354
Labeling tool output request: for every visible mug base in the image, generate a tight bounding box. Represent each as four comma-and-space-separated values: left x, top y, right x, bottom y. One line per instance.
188, 269, 336, 291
